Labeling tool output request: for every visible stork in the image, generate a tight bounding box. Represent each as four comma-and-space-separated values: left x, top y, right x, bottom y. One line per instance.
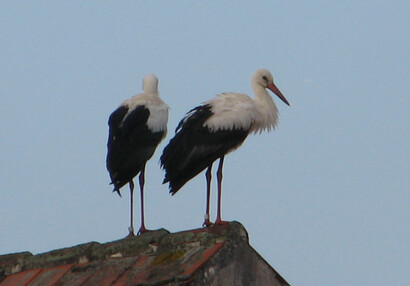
160, 69, 289, 227
106, 74, 169, 236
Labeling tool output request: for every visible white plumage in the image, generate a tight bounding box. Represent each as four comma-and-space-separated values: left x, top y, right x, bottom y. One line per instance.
203, 93, 259, 132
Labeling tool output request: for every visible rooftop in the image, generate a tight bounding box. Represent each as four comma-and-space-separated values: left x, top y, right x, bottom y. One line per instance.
0, 221, 289, 286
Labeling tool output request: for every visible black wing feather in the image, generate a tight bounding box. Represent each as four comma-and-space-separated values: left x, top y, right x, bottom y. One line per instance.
107, 105, 164, 193
160, 104, 249, 194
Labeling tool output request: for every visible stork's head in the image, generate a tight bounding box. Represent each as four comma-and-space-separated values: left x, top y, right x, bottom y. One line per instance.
142, 73, 159, 95
252, 69, 290, 106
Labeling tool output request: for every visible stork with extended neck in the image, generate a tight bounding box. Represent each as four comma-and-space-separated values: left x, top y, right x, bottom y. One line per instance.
160, 69, 289, 227
106, 74, 169, 236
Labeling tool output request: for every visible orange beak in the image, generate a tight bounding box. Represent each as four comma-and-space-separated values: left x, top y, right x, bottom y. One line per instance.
267, 83, 290, 106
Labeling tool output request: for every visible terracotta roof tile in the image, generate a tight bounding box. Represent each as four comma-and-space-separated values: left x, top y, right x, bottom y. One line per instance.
0, 268, 41, 286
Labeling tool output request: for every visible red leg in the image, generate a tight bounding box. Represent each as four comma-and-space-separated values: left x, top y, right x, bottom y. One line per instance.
137, 164, 148, 235
203, 165, 213, 227
127, 180, 135, 237
215, 156, 228, 225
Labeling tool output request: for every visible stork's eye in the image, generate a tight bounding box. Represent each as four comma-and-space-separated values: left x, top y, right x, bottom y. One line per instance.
262, 76, 268, 83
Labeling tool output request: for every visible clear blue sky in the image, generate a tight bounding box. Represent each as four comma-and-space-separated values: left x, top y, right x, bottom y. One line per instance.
1, 1, 409, 285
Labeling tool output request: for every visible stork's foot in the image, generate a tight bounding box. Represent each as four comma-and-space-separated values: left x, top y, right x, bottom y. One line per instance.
137, 225, 151, 235
214, 218, 229, 225
126, 226, 135, 237
203, 219, 214, 227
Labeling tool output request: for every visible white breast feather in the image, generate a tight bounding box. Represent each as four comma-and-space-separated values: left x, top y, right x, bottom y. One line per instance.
252, 94, 279, 133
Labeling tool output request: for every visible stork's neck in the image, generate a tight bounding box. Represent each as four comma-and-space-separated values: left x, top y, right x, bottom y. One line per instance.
251, 84, 279, 133
143, 85, 158, 96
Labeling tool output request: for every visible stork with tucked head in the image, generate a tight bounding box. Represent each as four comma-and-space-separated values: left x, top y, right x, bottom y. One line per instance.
160, 69, 289, 227
107, 73, 169, 236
